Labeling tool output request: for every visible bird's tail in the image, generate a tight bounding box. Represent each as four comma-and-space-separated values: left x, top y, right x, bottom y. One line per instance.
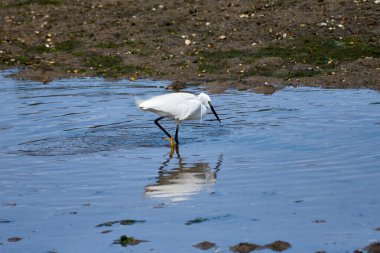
134, 96, 144, 109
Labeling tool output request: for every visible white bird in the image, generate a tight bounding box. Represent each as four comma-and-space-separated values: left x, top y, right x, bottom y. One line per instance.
137, 92, 221, 147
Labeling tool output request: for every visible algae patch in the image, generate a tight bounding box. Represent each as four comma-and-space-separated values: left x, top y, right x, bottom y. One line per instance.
95, 219, 145, 227
185, 214, 231, 225
185, 217, 209, 225
7, 237, 22, 242
113, 235, 148, 247
198, 36, 380, 79
83, 54, 152, 78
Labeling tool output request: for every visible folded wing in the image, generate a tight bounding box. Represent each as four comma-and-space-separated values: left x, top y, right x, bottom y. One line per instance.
138, 93, 201, 121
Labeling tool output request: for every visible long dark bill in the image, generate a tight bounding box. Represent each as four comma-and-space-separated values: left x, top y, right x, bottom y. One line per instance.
208, 101, 221, 123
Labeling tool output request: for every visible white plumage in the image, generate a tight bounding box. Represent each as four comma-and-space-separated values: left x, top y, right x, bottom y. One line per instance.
137, 92, 221, 147
138, 92, 207, 121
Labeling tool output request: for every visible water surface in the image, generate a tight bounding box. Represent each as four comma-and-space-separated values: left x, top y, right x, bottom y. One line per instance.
1, 69, 380, 253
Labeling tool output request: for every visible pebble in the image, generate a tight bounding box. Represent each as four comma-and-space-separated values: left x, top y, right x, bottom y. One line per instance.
193, 241, 216, 250
184, 39, 191, 45
219, 35, 227, 40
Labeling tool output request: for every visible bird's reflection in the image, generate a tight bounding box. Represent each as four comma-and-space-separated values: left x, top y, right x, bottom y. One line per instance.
145, 147, 223, 201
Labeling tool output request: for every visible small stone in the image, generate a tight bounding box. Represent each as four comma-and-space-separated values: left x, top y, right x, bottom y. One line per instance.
265, 240, 292, 252
230, 242, 260, 253
193, 241, 216, 250
219, 35, 227, 40
320, 22, 328, 26
185, 39, 191, 45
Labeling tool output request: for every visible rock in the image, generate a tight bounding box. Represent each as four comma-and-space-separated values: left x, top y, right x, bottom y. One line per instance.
364, 242, 380, 253
193, 241, 216, 250
165, 81, 187, 91
251, 84, 278, 95
230, 242, 261, 253
264, 240, 292, 252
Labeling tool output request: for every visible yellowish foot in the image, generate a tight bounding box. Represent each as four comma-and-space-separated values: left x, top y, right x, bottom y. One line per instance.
164, 137, 176, 147
164, 137, 176, 157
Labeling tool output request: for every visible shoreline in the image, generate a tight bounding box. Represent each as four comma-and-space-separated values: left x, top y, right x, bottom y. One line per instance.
1, 0, 379, 93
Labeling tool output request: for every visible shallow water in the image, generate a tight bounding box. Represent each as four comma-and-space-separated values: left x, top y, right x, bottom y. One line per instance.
0, 69, 379, 253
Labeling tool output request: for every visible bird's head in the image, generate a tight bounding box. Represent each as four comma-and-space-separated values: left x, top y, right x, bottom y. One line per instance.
198, 93, 221, 123
198, 93, 211, 108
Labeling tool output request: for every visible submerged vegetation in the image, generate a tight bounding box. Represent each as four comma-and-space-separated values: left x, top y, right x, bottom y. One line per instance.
95, 219, 145, 227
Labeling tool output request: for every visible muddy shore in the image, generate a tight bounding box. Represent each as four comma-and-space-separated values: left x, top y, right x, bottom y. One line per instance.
1, 0, 379, 92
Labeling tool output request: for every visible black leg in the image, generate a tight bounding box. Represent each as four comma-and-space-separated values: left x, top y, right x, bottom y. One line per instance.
175, 124, 180, 144
154, 116, 172, 139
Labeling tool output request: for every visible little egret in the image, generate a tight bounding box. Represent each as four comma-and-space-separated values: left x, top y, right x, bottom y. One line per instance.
137, 92, 221, 147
